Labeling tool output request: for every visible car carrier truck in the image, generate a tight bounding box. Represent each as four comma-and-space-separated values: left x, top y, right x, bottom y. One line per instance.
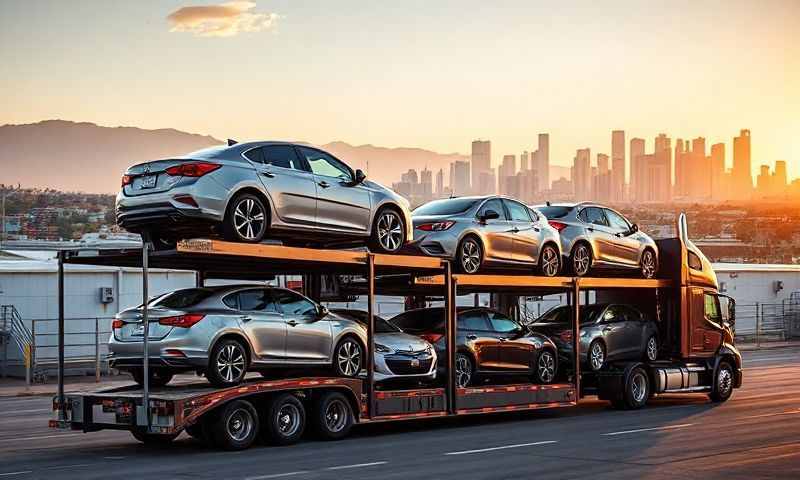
50, 213, 741, 450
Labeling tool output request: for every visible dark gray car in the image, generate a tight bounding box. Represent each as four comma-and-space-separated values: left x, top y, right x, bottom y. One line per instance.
116, 142, 412, 253
530, 304, 659, 371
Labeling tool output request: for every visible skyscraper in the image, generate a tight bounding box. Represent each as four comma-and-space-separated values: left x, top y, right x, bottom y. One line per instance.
774, 160, 788, 194
450, 160, 470, 196
733, 129, 752, 198
689, 137, 708, 199
710, 143, 725, 201
653, 134, 672, 202
520, 151, 529, 172
498, 155, 516, 195
595, 153, 611, 202
573, 148, 591, 200
629, 138, 646, 201
611, 130, 625, 201
674, 139, 688, 197
533, 133, 550, 193
435, 168, 444, 197
471, 140, 491, 195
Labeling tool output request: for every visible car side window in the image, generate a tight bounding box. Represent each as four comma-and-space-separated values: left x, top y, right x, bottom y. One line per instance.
237, 289, 279, 313
458, 311, 490, 331
602, 306, 624, 323
604, 209, 630, 232
584, 207, 609, 226
273, 289, 318, 316
243, 147, 265, 164
487, 311, 520, 333
262, 145, 304, 170
504, 200, 532, 222
298, 147, 352, 181
478, 199, 508, 220
621, 305, 643, 322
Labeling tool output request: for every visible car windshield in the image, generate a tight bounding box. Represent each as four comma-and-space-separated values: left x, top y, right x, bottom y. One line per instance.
150, 288, 216, 309
537, 206, 573, 219
413, 198, 478, 216
389, 309, 445, 332
533, 304, 605, 325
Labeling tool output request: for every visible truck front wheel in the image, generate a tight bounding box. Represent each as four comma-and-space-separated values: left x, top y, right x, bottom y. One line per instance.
613, 366, 649, 410
709, 361, 734, 403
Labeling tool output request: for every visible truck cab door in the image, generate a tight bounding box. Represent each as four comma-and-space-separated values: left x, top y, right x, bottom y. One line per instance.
689, 288, 724, 356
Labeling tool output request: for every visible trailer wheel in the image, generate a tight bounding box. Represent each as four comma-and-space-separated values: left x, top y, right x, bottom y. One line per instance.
260, 393, 306, 446
709, 361, 734, 403
131, 431, 178, 445
208, 399, 259, 451
314, 391, 354, 440
617, 366, 649, 410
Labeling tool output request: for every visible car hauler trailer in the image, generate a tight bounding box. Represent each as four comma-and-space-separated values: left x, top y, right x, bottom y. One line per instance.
50, 213, 741, 450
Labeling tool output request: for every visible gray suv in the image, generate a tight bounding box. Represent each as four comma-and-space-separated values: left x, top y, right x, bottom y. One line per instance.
116, 141, 412, 253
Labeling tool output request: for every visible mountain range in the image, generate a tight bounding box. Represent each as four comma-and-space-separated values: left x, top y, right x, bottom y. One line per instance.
0, 120, 568, 193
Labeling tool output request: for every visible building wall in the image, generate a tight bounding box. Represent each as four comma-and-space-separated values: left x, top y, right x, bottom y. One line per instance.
714, 266, 800, 334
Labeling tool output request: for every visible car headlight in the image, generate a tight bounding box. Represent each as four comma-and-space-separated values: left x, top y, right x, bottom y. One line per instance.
375, 343, 392, 353
580, 330, 588, 337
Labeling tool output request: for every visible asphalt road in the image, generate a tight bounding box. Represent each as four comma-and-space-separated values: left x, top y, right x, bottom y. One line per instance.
1, 347, 798, 480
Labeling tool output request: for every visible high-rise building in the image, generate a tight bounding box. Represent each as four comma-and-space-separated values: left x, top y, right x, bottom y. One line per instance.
674, 139, 688, 197
629, 138, 646, 201
471, 140, 491, 195
449, 160, 470, 196
498, 155, 517, 195
594, 153, 611, 202
435, 168, 444, 197
520, 151, 529, 172
689, 137, 708, 199
774, 160, 788, 194
710, 143, 725, 201
733, 129, 752, 198
573, 148, 591, 200
611, 130, 625, 202
532, 134, 550, 193
653, 134, 672, 202
420, 167, 433, 200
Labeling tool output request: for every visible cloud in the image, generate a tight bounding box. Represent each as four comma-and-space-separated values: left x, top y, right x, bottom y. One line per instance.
166, 1, 279, 38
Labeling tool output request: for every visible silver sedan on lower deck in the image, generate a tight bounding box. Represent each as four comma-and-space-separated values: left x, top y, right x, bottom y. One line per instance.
410, 195, 562, 275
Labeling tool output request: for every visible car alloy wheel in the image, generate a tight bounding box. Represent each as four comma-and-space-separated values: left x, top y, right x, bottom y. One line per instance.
336, 339, 362, 377
455, 353, 473, 388
540, 244, 560, 277
572, 244, 591, 276
646, 336, 658, 361
537, 350, 556, 384
233, 197, 266, 241
217, 343, 246, 383
376, 211, 404, 252
460, 238, 482, 274
641, 249, 657, 279
589, 341, 605, 371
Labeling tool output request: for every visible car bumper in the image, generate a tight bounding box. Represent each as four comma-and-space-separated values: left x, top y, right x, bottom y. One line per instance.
108, 335, 210, 370
408, 230, 460, 259
115, 180, 226, 232
374, 351, 437, 381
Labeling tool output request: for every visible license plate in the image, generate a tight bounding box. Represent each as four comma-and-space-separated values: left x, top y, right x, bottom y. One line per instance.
138, 175, 157, 189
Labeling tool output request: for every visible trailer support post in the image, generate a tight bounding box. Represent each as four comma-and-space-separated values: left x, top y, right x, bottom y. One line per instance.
572, 278, 581, 402
444, 261, 456, 414
366, 254, 375, 419
142, 241, 151, 430
57, 250, 65, 421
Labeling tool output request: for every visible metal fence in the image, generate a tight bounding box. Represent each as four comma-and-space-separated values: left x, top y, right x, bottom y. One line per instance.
27, 317, 114, 384
734, 301, 800, 346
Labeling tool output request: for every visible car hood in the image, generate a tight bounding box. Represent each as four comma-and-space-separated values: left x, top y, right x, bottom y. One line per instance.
375, 332, 432, 352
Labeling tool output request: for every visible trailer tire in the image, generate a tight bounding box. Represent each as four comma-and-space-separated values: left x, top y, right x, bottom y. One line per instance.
131, 431, 178, 445
621, 366, 649, 410
208, 399, 259, 451
709, 361, 734, 403
260, 393, 306, 446
313, 391, 354, 440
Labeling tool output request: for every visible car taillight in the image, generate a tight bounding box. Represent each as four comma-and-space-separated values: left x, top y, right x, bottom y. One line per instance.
420, 333, 444, 344
549, 220, 567, 232
121, 175, 133, 187
417, 221, 455, 232
165, 162, 221, 177
158, 314, 206, 328
112, 318, 123, 329
559, 330, 573, 342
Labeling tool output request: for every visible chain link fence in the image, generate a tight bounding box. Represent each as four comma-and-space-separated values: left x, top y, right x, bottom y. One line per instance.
734, 300, 800, 346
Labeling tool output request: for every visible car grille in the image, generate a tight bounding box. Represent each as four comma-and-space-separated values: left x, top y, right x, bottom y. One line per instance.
385, 354, 433, 375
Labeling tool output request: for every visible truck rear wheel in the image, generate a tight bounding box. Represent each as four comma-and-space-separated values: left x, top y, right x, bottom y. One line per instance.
620, 366, 649, 410
208, 399, 259, 451
313, 391, 354, 440
260, 393, 306, 446
709, 361, 734, 403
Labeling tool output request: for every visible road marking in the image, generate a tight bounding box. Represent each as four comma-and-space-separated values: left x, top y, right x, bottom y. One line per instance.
325, 461, 388, 470
0, 473, 31, 478
0, 433, 83, 443
0, 409, 49, 416
445, 440, 558, 456
244, 472, 309, 480
746, 356, 798, 363
741, 408, 800, 419
602, 423, 694, 436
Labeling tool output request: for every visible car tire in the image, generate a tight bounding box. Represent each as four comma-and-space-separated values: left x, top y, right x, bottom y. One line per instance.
709, 361, 734, 403
370, 207, 406, 254
640, 248, 658, 279
535, 349, 557, 384
621, 367, 649, 410
538, 243, 561, 277
588, 340, 606, 371
131, 431, 179, 445
313, 391, 354, 440
570, 242, 593, 277
333, 337, 364, 378
206, 399, 259, 451
130, 368, 174, 388
260, 393, 306, 446
224, 193, 269, 243
206, 338, 248, 387
644, 335, 658, 362
457, 236, 483, 274
455, 352, 474, 388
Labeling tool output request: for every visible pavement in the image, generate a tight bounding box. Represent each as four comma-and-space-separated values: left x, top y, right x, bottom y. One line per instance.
0, 347, 798, 479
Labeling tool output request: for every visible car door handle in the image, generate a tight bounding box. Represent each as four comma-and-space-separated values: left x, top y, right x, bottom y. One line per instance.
287, 320, 298, 326
499, 337, 508, 342
511, 227, 519, 233
533, 227, 540, 232
240, 315, 252, 322
260, 171, 275, 178
318, 181, 330, 188
466, 334, 478, 340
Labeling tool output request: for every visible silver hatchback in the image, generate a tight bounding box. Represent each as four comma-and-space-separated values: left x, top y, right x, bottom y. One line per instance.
535, 203, 659, 278
116, 141, 412, 253
411, 196, 562, 275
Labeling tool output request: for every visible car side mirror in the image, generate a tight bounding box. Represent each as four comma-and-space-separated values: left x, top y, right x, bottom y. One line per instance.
629, 223, 639, 235
352, 169, 366, 185
480, 209, 500, 222
317, 305, 329, 318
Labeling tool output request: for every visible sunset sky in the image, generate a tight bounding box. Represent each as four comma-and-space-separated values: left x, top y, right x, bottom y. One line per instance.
1, 0, 798, 180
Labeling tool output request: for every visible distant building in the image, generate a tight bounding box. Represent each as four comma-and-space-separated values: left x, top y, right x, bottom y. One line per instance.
629, 138, 646, 201
573, 148, 591, 201
611, 130, 625, 202
732, 129, 752, 198
710, 143, 726, 201
471, 140, 491, 195
435, 168, 444, 197
532, 134, 550, 194
450, 160, 470, 196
